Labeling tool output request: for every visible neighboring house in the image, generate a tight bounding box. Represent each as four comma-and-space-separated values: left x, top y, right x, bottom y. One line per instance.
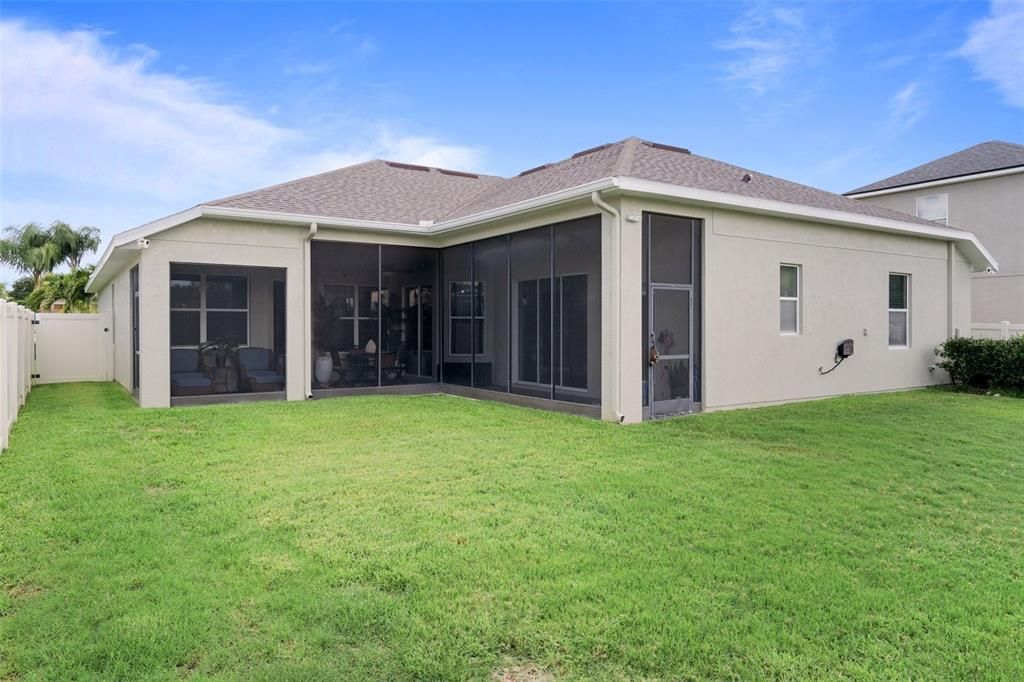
846, 141, 1023, 325
86, 137, 995, 422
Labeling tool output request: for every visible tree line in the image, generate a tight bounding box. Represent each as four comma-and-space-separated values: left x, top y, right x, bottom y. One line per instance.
0, 221, 102, 313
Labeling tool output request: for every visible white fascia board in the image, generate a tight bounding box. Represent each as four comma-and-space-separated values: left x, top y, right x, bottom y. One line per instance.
198, 205, 430, 234
86, 206, 203, 292
428, 177, 619, 234
845, 165, 1024, 198
616, 177, 999, 271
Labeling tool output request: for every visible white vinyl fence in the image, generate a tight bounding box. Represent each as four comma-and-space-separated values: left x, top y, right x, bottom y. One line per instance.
971, 321, 1024, 340
34, 313, 112, 384
1, 300, 35, 451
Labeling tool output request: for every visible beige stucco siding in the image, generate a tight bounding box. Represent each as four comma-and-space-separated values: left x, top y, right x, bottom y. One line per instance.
613, 196, 970, 415
856, 173, 1023, 323
136, 218, 306, 407
97, 252, 138, 393
117, 197, 974, 419
702, 208, 969, 410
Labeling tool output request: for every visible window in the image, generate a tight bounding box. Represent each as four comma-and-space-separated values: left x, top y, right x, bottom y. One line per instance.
321, 283, 385, 351
916, 194, 948, 224
449, 280, 483, 355
779, 264, 800, 334
888, 273, 910, 347
170, 272, 248, 347
206, 275, 248, 345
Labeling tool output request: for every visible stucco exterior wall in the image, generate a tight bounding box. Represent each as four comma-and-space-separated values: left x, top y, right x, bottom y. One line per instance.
97, 252, 138, 394
136, 218, 306, 407
855, 173, 1023, 324
702, 208, 969, 410
116, 197, 973, 418
614, 196, 971, 415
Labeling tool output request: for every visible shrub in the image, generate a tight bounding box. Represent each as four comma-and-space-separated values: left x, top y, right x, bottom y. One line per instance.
937, 335, 1024, 391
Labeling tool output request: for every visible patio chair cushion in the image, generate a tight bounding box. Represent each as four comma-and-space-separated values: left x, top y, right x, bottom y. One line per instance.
170, 348, 202, 373
238, 347, 273, 372
246, 370, 285, 386
172, 372, 212, 388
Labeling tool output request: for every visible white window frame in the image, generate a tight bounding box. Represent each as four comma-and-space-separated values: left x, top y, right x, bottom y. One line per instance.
779, 264, 801, 335
888, 273, 910, 349
322, 283, 385, 351
170, 272, 250, 349
448, 280, 484, 356
916, 193, 948, 225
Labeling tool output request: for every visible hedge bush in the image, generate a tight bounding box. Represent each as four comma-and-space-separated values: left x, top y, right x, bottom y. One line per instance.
937, 335, 1024, 391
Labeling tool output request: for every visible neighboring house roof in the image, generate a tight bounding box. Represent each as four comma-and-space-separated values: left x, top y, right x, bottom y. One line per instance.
846, 141, 1024, 195
86, 137, 1000, 292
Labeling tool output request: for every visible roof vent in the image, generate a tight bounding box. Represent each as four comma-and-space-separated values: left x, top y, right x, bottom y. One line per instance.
642, 141, 691, 155
518, 163, 551, 177
571, 143, 612, 159
437, 168, 480, 179
741, 173, 753, 183
386, 161, 430, 172
418, 220, 435, 227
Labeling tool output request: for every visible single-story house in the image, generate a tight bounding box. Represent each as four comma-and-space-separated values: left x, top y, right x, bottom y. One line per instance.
86, 137, 997, 422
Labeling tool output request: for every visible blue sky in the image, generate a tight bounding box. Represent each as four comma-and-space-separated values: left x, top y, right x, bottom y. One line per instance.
1, 1, 1022, 283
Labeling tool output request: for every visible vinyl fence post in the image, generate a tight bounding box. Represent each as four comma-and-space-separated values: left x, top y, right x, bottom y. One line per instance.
1000, 321, 1010, 340
1, 300, 9, 451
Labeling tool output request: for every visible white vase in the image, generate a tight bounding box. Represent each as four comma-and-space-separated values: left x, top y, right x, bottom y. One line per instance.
314, 354, 334, 384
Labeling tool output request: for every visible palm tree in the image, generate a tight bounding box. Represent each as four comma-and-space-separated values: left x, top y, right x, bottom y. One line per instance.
0, 222, 63, 286
25, 266, 97, 313
50, 221, 101, 271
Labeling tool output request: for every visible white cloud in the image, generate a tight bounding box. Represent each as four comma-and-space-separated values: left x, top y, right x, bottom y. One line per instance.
715, 4, 824, 95
0, 19, 482, 206
0, 19, 484, 280
888, 82, 926, 131
959, 0, 1024, 109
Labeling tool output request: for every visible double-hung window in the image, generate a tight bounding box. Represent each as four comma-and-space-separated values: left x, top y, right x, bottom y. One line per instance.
449, 280, 484, 355
888, 273, 910, 348
170, 273, 249, 347
779, 264, 800, 334
916, 194, 948, 224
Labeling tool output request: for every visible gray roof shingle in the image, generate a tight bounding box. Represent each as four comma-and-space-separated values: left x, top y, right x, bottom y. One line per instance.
205, 137, 958, 229
207, 160, 503, 224
846, 141, 1024, 195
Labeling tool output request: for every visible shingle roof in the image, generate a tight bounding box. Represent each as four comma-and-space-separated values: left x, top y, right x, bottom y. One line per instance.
205, 137, 954, 229
207, 160, 503, 224
846, 141, 1024, 195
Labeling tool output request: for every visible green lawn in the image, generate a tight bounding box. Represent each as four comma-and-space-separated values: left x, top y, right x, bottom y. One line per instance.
1, 384, 1021, 680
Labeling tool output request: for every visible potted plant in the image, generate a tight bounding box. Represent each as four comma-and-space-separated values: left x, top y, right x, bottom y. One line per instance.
312, 294, 341, 385
198, 337, 239, 369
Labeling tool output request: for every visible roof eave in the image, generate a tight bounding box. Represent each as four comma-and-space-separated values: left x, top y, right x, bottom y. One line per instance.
845, 165, 1024, 198
615, 176, 998, 272
87, 173, 998, 293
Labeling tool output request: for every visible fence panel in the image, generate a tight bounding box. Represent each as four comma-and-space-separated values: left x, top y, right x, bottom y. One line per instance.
34, 312, 111, 384
1, 300, 34, 452
971, 321, 1024, 340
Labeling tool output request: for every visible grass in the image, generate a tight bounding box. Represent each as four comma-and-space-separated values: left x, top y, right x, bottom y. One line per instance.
1, 384, 1022, 680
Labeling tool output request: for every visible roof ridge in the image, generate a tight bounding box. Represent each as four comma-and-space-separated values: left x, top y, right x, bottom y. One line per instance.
613, 137, 642, 176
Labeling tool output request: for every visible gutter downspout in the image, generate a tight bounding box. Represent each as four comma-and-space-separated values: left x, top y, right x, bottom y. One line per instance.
304, 222, 318, 398
947, 241, 955, 338
591, 190, 625, 423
